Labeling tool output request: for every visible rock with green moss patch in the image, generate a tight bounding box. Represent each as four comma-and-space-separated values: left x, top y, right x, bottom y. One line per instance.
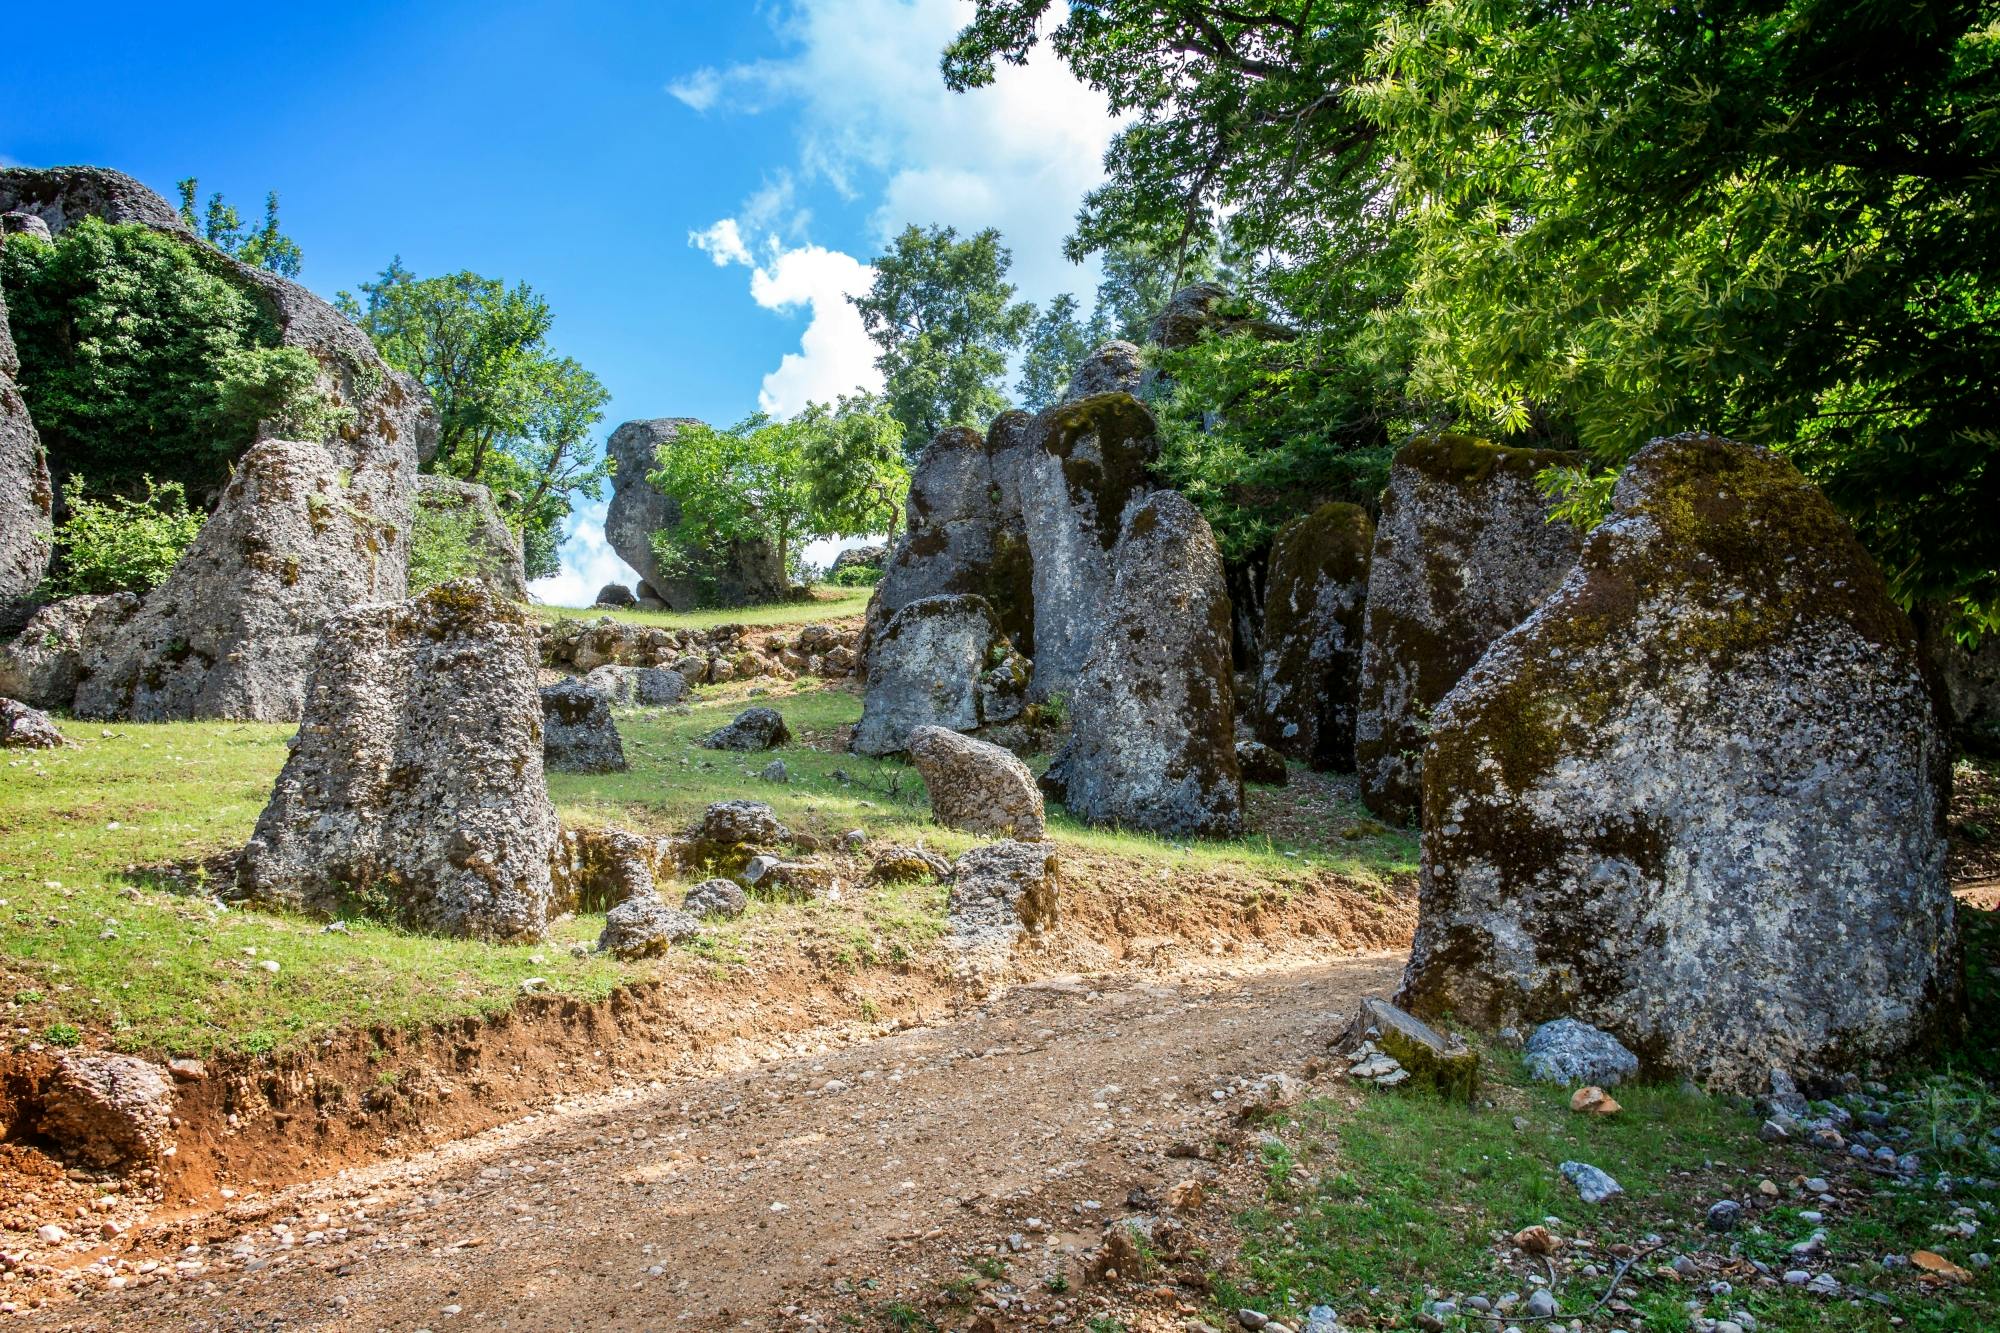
854, 594, 1030, 755
1257, 502, 1373, 770
1400, 433, 1959, 1091
1055, 490, 1243, 837
1353, 435, 1581, 824
234, 580, 562, 941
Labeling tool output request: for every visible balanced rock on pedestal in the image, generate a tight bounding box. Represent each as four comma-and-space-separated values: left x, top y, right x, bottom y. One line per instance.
1398, 433, 1959, 1090
235, 580, 561, 941
853, 594, 1029, 756
1257, 502, 1373, 770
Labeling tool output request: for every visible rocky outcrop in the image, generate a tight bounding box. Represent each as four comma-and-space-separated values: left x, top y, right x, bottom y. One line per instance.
1062, 341, 1144, 403
906, 724, 1046, 840
0, 269, 52, 630
74, 437, 416, 721
0, 591, 136, 708
234, 581, 561, 941
1353, 435, 1581, 823
415, 474, 526, 601
1052, 491, 1243, 837
1256, 502, 1372, 769
1018, 393, 1161, 701
1399, 433, 1959, 1090
581, 664, 687, 707
864, 425, 1034, 666
540, 678, 627, 773
700, 706, 789, 752
38, 1053, 175, 1170
853, 594, 1029, 755
602, 417, 783, 609
1, 696, 66, 747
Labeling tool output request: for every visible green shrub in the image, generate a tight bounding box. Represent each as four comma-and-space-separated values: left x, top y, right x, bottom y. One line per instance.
45, 474, 204, 596
407, 491, 485, 595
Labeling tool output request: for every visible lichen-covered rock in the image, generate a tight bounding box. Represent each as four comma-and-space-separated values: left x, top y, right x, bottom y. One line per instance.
1399, 433, 1959, 1089
0, 592, 138, 708
682, 877, 748, 919
1522, 1019, 1640, 1088
907, 724, 1046, 840
1018, 393, 1160, 702
1354, 435, 1581, 823
38, 1053, 174, 1170
0, 274, 52, 630
234, 581, 561, 941
540, 678, 627, 773
597, 896, 697, 959
582, 664, 687, 707
1235, 738, 1288, 786
548, 825, 672, 912
700, 706, 790, 752
1055, 490, 1243, 837
602, 417, 784, 609
1257, 502, 1372, 769
682, 800, 790, 876
415, 474, 527, 601
1, 696, 65, 747
75, 437, 417, 722
854, 594, 1030, 755
949, 840, 1059, 949
1062, 340, 1145, 403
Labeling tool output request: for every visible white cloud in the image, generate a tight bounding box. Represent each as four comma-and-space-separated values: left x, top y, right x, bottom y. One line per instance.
529, 496, 638, 608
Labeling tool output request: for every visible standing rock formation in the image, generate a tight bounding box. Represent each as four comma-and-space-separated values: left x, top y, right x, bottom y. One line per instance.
1400, 433, 1959, 1090
75, 437, 415, 721
1018, 392, 1161, 701
1256, 502, 1373, 769
1052, 490, 1243, 837
1353, 434, 1581, 823
415, 474, 527, 601
853, 594, 1029, 756
0, 258, 52, 632
906, 724, 1046, 840
602, 417, 784, 609
235, 581, 561, 942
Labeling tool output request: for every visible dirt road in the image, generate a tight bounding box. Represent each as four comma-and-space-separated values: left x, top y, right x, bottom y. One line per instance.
28, 951, 1400, 1331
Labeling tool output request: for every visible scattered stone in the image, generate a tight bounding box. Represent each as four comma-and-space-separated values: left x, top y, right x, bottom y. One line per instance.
868, 845, 952, 884
1234, 738, 1288, 786
1559, 1161, 1624, 1204
234, 581, 561, 941
681, 878, 747, 920
1256, 502, 1372, 769
906, 724, 1046, 840
1521, 1019, 1641, 1088
948, 840, 1059, 950
853, 594, 1029, 754
1706, 1200, 1744, 1233
415, 474, 527, 601
700, 706, 790, 752
0, 696, 64, 748
580, 664, 687, 707
38, 1053, 174, 1170
540, 678, 627, 773
596, 897, 697, 959
1401, 434, 1959, 1090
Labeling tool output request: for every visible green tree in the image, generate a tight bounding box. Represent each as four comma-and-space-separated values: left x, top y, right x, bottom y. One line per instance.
851, 224, 1035, 446
1015, 293, 1098, 411
798, 393, 910, 540
176, 179, 304, 278
338, 263, 611, 580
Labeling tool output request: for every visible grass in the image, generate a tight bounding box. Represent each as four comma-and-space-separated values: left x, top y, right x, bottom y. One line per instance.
528, 582, 872, 632
1, 674, 1414, 1059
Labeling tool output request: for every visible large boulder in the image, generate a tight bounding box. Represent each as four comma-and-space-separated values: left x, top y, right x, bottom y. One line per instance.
1018, 392, 1161, 701
234, 580, 561, 941
1353, 435, 1581, 823
414, 474, 527, 601
853, 594, 1029, 756
1256, 502, 1373, 769
602, 417, 784, 609
0, 591, 136, 708
864, 425, 1034, 666
906, 724, 1046, 840
74, 437, 417, 721
0, 270, 52, 631
1052, 490, 1243, 837
1399, 433, 1960, 1090
540, 678, 627, 773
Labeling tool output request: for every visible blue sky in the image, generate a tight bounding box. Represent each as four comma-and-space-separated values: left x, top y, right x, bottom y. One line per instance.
5, 1, 1118, 602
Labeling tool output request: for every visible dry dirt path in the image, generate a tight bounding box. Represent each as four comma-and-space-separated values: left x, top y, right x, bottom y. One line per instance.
31, 950, 1402, 1332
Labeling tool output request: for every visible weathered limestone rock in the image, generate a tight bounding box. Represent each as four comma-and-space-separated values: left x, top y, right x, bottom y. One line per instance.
1062, 340, 1145, 403
701, 706, 790, 752
1, 696, 65, 747
548, 825, 673, 911
682, 877, 748, 919
415, 474, 526, 601
582, 664, 687, 707
907, 724, 1046, 840
1053, 491, 1243, 837
38, 1053, 174, 1170
0, 592, 136, 708
540, 678, 627, 773
1018, 393, 1161, 702
1257, 502, 1372, 769
1354, 434, 1581, 823
949, 840, 1059, 949
234, 581, 561, 941
602, 417, 784, 609
853, 594, 1029, 756
1399, 433, 1959, 1089
597, 897, 697, 959
75, 437, 416, 721
0, 273, 52, 630
864, 425, 1034, 666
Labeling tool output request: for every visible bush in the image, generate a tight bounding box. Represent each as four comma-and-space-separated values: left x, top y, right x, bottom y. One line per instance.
407, 492, 485, 595
44, 475, 204, 597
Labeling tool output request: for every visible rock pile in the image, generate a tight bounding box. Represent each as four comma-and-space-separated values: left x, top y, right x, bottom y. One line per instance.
1399, 433, 1959, 1089
540, 678, 627, 773
235, 581, 561, 941
1256, 502, 1372, 769
852, 594, 1029, 755
906, 725, 1046, 840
